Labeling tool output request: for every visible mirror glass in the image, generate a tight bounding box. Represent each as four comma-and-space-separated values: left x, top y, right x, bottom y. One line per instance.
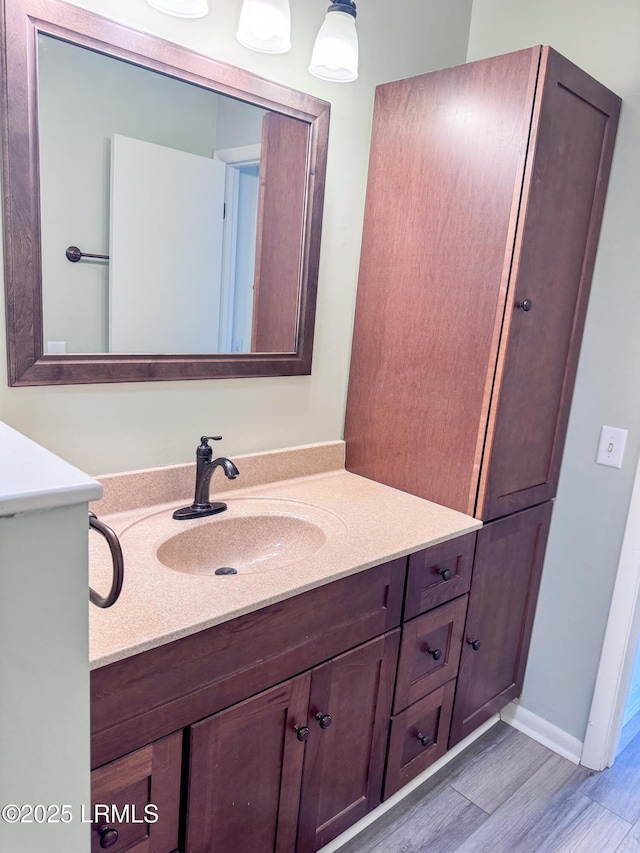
38, 34, 305, 356
2, 0, 329, 385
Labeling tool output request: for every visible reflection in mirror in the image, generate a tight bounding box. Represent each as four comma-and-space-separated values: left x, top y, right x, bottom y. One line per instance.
38, 34, 304, 355
1, 0, 329, 385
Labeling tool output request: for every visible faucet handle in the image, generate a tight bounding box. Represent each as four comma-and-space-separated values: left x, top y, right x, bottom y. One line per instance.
200, 435, 223, 447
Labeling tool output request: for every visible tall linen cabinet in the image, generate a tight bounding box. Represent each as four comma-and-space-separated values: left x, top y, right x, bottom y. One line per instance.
345, 47, 620, 746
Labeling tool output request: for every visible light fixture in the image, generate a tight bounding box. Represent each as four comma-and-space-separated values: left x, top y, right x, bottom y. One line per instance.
309, 1, 359, 83
236, 0, 292, 54
145, 0, 208, 17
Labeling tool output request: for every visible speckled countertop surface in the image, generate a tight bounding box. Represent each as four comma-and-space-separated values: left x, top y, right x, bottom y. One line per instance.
89, 441, 480, 670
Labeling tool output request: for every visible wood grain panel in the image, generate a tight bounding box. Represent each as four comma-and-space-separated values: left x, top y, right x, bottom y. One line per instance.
352, 784, 488, 853
450, 726, 551, 814
394, 596, 467, 713
404, 532, 476, 619
345, 47, 541, 515
337, 722, 511, 853
384, 679, 456, 800
91, 558, 405, 768
478, 47, 622, 519
454, 754, 596, 853
296, 632, 399, 853
449, 502, 553, 746
252, 112, 309, 353
186, 676, 310, 853
90, 732, 182, 853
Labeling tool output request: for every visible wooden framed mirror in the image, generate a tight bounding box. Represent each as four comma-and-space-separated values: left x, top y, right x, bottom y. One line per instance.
1, 0, 330, 385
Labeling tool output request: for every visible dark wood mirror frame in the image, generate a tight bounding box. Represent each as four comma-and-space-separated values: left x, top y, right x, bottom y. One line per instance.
1, 0, 330, 385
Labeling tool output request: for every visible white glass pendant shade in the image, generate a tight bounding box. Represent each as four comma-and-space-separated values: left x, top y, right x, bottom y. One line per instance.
236, 0, 292, 54
145, 0, 208, 18
309, 10, 358, 82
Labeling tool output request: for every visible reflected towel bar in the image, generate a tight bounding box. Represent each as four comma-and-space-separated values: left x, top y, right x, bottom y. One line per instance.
66, 245, 110, 263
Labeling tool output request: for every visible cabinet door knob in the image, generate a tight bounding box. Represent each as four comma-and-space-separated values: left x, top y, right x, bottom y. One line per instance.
426, 647, 443, 661
315, 712, 333, 729
416, 733, 431, 747
294, 724, 310, 742
516, 298, 533, 312
437, 567, 452, 581
98, 826, 119, 849
468, 638, 481, 651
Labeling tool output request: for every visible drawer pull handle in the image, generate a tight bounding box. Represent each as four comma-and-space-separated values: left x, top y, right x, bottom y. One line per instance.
294, 724, 310, 742
315, 712, 333, 729
468, 639, 481, 651
516, 298, 533, 312
416, 733, 431, 748
437, 567, 452, 581
98, 826, 119, 849
427, 647, 443, 661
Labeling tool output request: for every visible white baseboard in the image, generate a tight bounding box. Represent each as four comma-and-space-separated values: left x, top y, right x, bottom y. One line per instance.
319, 714, 501, 853
501, 700, 583, 765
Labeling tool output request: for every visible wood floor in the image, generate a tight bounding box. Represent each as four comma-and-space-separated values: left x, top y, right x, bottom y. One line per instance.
338, 719, 640, 852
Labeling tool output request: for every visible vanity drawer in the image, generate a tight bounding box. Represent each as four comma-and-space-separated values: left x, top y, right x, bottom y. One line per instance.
90, 731, 182, 853
393, 595, 467, 714
383, 680, 456, 800
404, 532, 476, 619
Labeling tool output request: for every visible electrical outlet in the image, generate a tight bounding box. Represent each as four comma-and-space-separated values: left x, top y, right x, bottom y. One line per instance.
596, 425, 628, 469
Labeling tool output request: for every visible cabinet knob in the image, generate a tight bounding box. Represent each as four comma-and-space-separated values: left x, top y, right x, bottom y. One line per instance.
98, 826, 119, 849
416, 733, 431, 748
516, 298, 533, 312
315, 712, 333, 729
468, 639, 481, 651
437, 567, 452, 581
426, 647, 443, 661
294, 724, 310, 742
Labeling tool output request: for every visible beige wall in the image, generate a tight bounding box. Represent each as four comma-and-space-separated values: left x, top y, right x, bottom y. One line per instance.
0, 0, 473, 475
39, 35, 220, 353
467, 0, 640, 739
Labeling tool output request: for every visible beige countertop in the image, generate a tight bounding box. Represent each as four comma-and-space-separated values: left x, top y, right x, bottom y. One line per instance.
89, 441, 480, 670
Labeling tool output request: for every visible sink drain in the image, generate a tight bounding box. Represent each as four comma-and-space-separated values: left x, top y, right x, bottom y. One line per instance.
214, 566, 238, 576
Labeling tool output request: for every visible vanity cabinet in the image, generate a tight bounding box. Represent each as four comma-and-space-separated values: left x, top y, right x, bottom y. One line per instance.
345, 45, 621, 522
404, 532, 476, 618
382, 596, 467, 799
185, 633, 398, 853
393, 596, 467, 713
382, 534, 475, 799
296, 633, 399, 852
91, 558, 406, 852
449, 501, 553, 745
89, 517, 555, 850
186, 676, 310, 853
384, 679, 456, 800
89, 732, 182, 853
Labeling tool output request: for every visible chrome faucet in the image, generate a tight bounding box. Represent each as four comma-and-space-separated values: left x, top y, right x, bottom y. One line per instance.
173, 436, 239, 520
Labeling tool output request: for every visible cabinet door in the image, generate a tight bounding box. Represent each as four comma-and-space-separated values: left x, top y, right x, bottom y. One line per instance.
90, 732, 181, 853
345, 47, 543, 517
478, 48, 621, 520
186, 675, 311, 853
449, 502, 552, 746
296, 631, 399, 853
